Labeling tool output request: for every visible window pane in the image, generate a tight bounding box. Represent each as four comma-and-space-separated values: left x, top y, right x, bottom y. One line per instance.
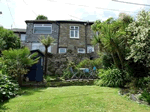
71, 30, 74, 37
75, 30, 78, 37
75, 27, 79, 30
70, 26, 74, 29
34, 27, 51, 34
59, 48, 66, 53
87, 46, 94, 53
34, 24, 42, 27
39, 45, 45, 52
32, 43, 40, 50
78, 48, 85, 53
43, 24, 52, 26
21, 34, 26, 41
48, 46, 51, 53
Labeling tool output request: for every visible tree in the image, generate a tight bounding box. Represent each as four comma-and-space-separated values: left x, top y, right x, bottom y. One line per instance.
91, 15, 133, 69
126, 10, 150, 68
0, 27, 21, 52
39, 35, 55, 75
1, 47, 39, 86
35, 15, 48, 20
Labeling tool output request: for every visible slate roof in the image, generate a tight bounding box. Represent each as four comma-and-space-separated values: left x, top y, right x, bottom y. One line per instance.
25, 20, 94, 25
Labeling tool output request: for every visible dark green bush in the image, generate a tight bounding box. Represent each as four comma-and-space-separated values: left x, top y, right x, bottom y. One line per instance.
141, 90, 150, 105
77, 58, 102, 69
95, 68, 126, 87
102, 54, 114, 69
0, 74, 20, 102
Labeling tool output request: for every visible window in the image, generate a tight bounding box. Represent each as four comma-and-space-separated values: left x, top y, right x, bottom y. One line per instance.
59, 48, 66, 54
33, 24, 52, 34
70, 26, 79, 38
21, 34, 26, 41
32, 43, 51, 53
78, 48, 85, 53
87, 45, 94, 53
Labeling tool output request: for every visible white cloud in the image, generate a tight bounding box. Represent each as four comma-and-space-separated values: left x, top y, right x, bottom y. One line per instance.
0, 0, 150, 29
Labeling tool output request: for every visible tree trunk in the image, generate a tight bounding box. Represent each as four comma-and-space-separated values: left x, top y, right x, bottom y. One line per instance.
111, 53, 119, 69
45, 46, 48, 76
18, 75, 22, 87
111, 39, 124, 69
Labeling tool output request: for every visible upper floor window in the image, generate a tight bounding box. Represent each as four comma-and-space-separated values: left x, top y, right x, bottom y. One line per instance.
87, 45, 94, 53
70, 26, 79, 38
21, 34, 26, 41
78, 48, 85, 53
32, 43, 51, 53
33, 24, 52, 34
59, 48, 66, 54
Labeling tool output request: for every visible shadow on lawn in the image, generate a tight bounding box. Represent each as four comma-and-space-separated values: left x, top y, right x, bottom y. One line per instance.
0, 101, 10, 111
0, 87, 47, 111
20, 87, 48, 96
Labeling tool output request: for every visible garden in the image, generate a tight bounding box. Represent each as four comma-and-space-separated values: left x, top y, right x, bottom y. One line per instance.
1, 10, 150, 111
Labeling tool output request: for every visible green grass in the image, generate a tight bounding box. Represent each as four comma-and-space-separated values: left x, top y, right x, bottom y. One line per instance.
1, 86, 150, 112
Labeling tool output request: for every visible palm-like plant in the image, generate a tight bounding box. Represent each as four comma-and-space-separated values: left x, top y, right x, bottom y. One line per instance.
39, 35, 55, 75
91, 17, 130, 69
1, 47, 39, 86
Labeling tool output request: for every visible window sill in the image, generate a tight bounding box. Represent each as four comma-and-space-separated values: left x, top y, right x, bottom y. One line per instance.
70, 37, 79, 39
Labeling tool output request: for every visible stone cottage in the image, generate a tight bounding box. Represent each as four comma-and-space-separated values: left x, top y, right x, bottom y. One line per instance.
24, 20, 98, 54
12, 20, 99, 75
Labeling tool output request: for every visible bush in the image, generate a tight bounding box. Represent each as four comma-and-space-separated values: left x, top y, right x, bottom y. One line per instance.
95, 68, 125, 87
141, 90, 150, 105
102, 54, 113, 69
0, 74, 20, 102
1, 47, 39, 86
77, 58, 102, 69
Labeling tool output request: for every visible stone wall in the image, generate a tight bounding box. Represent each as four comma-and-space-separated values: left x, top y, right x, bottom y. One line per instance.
26, 23, 59, 42
47, 52, 99, 76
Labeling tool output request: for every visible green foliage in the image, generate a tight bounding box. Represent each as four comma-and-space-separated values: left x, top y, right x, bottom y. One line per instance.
102, 54, 114, 69
0, 74, 20, 102
126, 10, 150, 67
1, 47, 39, 85
141, 90, 150, 105
35, 15, 48, 20
39, 35, 55, 48
0, 27, 21, 51
77, 58, 102, 69
96, 68, 125, 87
63, 61, 78, 79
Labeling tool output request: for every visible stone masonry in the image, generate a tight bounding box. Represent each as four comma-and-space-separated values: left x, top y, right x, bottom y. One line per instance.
47, 52, 99, 76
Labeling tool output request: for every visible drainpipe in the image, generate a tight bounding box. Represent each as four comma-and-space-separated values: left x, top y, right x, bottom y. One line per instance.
85, 21, 88, 54
85, 22, 87, 54
56, 22, 60, 54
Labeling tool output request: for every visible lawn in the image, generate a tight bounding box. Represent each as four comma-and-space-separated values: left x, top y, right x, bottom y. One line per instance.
1, 86, 150, 112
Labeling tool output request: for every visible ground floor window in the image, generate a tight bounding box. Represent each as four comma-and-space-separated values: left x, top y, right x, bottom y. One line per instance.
32, 43, 51, 53
59, 48, 66, 54
78, 48, 85, 53
87, 45, 94, 53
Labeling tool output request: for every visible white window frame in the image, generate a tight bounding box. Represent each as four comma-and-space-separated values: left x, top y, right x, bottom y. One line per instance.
70, 26, 79, 38
87, 45, 94, 53
78, 48, 85, 53
59, 48, 66, 54
31, 43, 51, 53
33, 24, 52, 34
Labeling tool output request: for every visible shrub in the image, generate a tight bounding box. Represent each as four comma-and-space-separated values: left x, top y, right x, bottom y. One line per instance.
95, 68, 125, 87
141, 90, 150, 105
1, 47, 39, 86
77, 58, 102, 69
102, 54, 113, 69
0, 74, 20, 102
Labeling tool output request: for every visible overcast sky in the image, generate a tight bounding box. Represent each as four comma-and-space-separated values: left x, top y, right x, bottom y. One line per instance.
0, 0, 150, 29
